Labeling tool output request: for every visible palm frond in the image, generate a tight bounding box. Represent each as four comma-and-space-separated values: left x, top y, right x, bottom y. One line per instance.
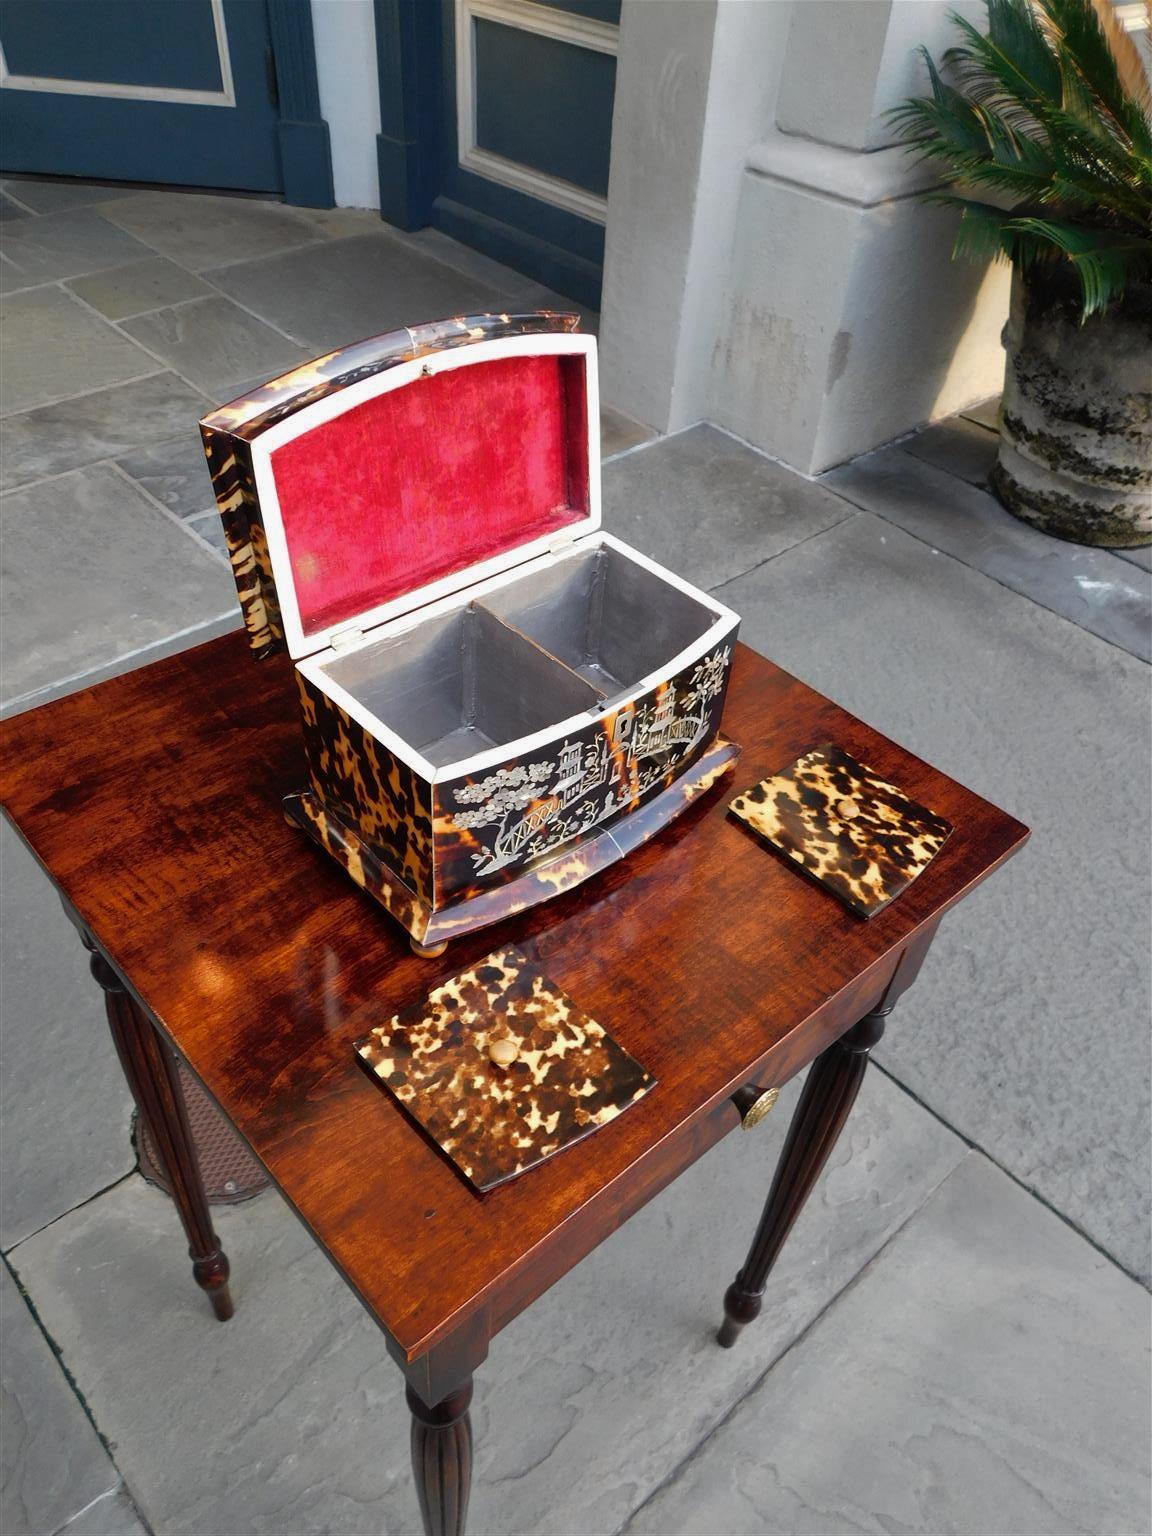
889, 0, 1152, 319
945, 198, 1021, 263
946, 1, 1062, 111
1004, 215, 1147, 311
889, 49, 992, 154
942, 197, 1144, 313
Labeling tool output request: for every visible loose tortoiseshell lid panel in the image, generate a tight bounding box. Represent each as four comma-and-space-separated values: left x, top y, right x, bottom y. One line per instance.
729, 744, 953, 918
354, 945, 655, 1192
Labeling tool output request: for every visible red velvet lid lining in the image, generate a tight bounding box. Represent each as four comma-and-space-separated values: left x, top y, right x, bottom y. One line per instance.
267, 352, 591, 644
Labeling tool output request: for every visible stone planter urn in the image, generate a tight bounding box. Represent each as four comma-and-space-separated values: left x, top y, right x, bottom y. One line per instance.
991, 266, 1152, 548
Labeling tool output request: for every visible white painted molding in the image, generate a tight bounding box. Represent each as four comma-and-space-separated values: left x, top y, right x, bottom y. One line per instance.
0, 0, 236, 106
1115, 0, 1149, 36
746, 129, 939, 209
455, 0, 614, 223
465, 0, 617, 55
1115, 1, 1152, 74
460, 146, 609, 223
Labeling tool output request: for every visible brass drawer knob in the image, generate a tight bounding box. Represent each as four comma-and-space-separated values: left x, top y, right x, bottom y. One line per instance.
487, 1037, 520, 1068
740, 1087, 786, 1136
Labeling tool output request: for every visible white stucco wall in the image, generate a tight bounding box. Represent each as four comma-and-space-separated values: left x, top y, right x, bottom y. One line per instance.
598, 0, 720, 432
776, 0, 978, 151
601, 0, 1011, 473
668, 0, 793, 431
310, 0, 381, 209
599, 0, 791, 433
712, 139, 1010, 471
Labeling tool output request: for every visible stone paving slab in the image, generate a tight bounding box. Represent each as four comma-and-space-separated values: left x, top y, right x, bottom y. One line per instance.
825, 445, 1152, 661
903, 414, 998, 486
8, 1070, 964, 1535
0, 210, 154, 293
66, 258, 212, 322
0, 464, 236, 705
58, 1489, 148, 1536
719, 511, 1152, 1283
0, 1265, 121, 1536
624, 1153, 1151, 1536
2, 181, 138, 217
0, 373, 212, 493
1118, 543, 1152, 573
604, 425, 854, 591
0, 290, 155, 416
118, 295, 310, 398
182, 512, 229, 563
100, 191, 327, 273
296, 205, 389, 240
0, 823, 135, 1249
204, 233, 507, 355
0, 194, 32, 223
114, 435, 218, 522
0, 612, 241, 723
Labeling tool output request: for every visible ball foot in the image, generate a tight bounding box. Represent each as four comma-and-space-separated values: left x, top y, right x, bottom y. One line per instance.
411, 937, 448, 959
716, 1315, 742, 1348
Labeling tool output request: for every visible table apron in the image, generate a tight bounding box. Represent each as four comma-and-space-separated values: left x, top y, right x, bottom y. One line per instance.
477, 919, 941, 1350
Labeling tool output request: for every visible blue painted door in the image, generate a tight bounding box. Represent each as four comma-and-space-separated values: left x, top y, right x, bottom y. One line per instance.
436, 0, 621, 308
1, 0, 282, 192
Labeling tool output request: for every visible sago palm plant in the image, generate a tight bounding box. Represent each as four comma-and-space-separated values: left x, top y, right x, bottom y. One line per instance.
890, 0, 1152, 318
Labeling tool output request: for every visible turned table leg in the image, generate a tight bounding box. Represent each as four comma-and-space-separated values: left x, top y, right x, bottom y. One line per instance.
718, 1002, 891, 1348
407, 1379, 473, 1536
85, 938, 234, 1321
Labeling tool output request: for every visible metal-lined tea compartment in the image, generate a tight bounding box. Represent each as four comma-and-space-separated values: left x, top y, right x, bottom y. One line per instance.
481, 543, 721, 696
318, 600, 602, 771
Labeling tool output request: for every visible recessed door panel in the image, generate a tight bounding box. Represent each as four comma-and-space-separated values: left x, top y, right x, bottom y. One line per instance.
0, 0, 281, 191
3, 0, 226, 92
437, 0, 620, 307
473, 19, 615, 199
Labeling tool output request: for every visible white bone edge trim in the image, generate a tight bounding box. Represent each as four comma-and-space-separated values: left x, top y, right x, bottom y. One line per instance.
295, 530, 740, 785
0, 1, 236, 107
248, 331, 601, 661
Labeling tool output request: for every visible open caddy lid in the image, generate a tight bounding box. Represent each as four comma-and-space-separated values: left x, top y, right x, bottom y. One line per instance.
201, 314, 600, 662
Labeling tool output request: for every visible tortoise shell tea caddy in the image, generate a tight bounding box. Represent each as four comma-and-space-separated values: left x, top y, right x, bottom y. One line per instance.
201, 313, 740, 954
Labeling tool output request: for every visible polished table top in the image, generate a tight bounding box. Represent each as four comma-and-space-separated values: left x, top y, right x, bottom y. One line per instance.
0, 634, 1027, 1367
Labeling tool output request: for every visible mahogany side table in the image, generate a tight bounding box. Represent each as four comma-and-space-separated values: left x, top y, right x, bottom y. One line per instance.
0, 634, 1027, 1536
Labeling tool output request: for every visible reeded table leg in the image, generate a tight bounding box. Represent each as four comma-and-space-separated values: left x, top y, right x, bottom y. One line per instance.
407, 1379, 473, 1536
718, 1003, 891, 1348
85, 937, 234, 1321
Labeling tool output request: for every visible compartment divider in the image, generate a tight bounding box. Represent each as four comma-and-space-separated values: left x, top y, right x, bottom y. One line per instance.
471, 600, 608, 702
478, 543, 718, 699
583, 550, 609, 671
461, 607, 480, 728
466, 603, 606, 752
